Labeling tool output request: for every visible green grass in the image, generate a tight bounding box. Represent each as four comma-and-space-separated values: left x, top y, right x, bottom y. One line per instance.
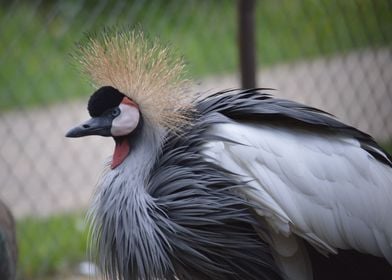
382, 141, 392, 155
16, 212, 88, 280
0, 0, 391, 111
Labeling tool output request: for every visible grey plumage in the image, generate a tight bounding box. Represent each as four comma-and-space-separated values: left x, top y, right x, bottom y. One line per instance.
85, 89, 391, 280
198, 89, 391, 166
88, 92, 282, 279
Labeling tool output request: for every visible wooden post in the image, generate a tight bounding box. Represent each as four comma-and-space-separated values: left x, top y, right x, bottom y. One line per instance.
238, 0, 257, 89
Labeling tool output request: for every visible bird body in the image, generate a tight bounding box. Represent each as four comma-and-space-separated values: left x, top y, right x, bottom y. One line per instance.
201, 93, 392, 259
67, 30, 392, 279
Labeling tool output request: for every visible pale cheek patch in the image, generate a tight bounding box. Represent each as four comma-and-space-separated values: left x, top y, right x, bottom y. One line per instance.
111, 103, 140, 136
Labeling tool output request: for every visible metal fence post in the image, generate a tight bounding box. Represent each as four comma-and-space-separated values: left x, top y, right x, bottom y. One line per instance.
238, 0, 257, 89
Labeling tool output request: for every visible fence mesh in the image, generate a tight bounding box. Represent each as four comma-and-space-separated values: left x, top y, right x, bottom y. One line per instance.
0, 0, 391, 279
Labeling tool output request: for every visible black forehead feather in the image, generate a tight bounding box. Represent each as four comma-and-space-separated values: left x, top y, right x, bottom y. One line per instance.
88, 86, 125, 117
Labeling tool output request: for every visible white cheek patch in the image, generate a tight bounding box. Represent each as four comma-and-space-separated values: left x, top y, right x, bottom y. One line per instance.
111, 103, 140, 136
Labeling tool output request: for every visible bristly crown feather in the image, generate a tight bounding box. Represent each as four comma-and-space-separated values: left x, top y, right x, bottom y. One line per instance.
74, 29, 194, 131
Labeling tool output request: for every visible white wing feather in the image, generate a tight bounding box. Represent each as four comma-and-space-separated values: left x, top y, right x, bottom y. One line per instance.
202, 123, 392, 265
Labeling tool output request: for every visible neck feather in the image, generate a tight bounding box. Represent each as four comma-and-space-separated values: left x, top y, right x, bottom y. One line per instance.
88, 122, 170, 279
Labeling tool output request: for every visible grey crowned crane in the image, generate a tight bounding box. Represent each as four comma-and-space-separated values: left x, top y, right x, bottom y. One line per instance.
66, 31, 392, 280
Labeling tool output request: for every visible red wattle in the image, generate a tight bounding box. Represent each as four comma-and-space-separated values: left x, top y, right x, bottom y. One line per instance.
111, 138, 130, 169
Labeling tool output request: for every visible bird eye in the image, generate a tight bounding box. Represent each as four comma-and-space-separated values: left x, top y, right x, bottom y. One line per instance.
111, 108, 120, 117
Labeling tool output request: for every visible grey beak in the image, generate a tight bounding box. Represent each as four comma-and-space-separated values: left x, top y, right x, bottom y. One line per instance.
66, 116, 112, 138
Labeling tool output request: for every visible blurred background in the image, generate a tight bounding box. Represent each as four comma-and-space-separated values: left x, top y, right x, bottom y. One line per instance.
0, 0, 391, 279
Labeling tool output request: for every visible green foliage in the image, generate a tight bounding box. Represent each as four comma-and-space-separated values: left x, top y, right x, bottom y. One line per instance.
256, 0, 391, 64
382, 141, 392, 155
0, 0, 391, 111
16, 212, 88, 279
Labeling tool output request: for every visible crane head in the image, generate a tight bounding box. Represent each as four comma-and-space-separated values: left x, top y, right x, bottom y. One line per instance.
66, 29, 195, 168
66, 86, 140, 168
70, 29, 193, 132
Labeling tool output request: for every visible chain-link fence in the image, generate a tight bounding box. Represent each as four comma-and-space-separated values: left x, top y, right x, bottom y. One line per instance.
0, 0, 391, 279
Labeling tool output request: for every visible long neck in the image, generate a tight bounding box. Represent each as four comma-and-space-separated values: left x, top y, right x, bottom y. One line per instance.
116, 121, 164, 184
89, 122, 170, 279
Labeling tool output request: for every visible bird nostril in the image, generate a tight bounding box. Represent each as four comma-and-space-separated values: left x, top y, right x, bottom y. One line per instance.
82, 124, 90, 129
